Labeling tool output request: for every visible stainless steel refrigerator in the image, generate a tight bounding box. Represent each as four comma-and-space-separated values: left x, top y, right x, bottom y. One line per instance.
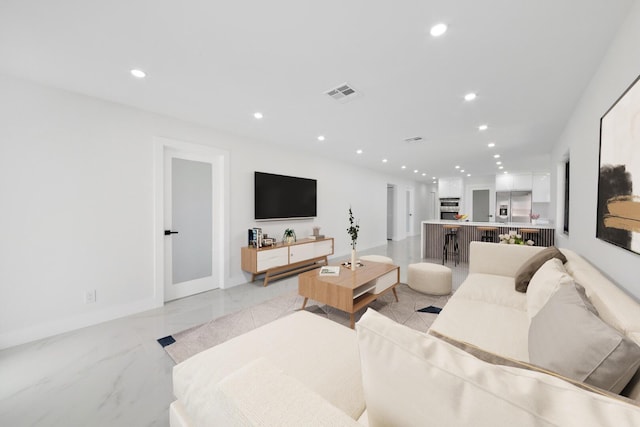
496, 191, 532, 223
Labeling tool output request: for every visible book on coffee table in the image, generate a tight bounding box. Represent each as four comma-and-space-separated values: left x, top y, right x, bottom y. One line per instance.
319, 266, 340, 276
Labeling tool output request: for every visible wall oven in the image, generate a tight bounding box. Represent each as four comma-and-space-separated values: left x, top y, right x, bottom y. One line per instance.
440, 198, 460, 220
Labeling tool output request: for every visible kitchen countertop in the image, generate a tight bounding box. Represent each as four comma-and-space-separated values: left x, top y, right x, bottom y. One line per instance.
421, 220, 555, 229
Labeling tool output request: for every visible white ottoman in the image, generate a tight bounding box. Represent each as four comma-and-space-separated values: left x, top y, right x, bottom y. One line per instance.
407, 263, 452, 295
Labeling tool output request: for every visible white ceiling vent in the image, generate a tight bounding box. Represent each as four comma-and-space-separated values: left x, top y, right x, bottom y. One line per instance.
403, 136, 424, 143
325, 83, 361, 103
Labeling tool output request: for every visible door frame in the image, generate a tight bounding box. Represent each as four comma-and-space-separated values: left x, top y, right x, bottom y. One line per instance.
154, 137, 230, 305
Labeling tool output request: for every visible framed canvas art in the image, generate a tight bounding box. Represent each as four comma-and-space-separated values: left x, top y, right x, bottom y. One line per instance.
597, 74, 640, 254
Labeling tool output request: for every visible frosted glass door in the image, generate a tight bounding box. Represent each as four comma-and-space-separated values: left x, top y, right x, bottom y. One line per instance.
164, 148, 218, 302
171, 158, 212, 284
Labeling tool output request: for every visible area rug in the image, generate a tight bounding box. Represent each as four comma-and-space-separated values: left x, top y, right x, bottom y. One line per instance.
159, 283, 451, 364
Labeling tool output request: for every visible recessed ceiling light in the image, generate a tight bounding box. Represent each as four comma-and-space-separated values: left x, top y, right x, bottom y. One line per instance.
496, 161, 502, 165
253, 112, 263, 119
478, 124, 488, 131
455, 165, 460, 169
499, 166, 504, 169
487, 142, 495, 148
504, 171, 509, 174
493, 154, 500, 158
317, 135, 325, 141
130, 69, 146, 78
422, 173, 426, 176
382, 158, 388, 163
356, 149, 363, 154
460, 169, 465, 173
432, 176, 436, 180
467, 173, 471, 177
432, 180, 437, 184
430, 23, 448, 37
414, 169, 419, 173
401, 165, 406, 169
464, 92, 477, 102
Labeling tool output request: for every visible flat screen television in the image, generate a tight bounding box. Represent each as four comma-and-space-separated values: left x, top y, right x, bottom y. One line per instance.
254, 172, 317, 220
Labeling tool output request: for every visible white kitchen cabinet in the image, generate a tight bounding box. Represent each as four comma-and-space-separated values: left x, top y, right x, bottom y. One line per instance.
438, 177, 463, 198
495, 174, 513, 191
495, 173, 532, 191
532, 173, 551, 202
512, 173, 532, 191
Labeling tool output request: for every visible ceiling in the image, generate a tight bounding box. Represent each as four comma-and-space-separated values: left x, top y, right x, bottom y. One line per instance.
0, 0, 633, 182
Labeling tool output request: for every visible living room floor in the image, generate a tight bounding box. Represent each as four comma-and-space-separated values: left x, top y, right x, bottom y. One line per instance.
0, 236, 468, 426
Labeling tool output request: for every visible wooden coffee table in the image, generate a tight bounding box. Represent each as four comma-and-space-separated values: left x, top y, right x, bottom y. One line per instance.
298, 261, 400, 328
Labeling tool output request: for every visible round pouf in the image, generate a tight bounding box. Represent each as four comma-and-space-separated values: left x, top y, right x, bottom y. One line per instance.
407, 263, 452, 295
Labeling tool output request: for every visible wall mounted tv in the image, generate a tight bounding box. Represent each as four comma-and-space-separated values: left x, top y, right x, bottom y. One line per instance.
254, 172, 317, 220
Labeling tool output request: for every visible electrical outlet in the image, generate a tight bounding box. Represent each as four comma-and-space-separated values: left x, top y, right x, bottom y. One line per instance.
84, 289, 96, 304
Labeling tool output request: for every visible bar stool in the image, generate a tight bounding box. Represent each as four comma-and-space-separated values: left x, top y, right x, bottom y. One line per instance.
477, 226, 498, 243
442, 225, 460, 266
519, 228, 540, 246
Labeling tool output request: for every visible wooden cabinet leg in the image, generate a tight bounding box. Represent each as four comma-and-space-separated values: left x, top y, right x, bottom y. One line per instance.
392, 286, 399, 302
350, 314, 355, 329
301, 297, 308, 309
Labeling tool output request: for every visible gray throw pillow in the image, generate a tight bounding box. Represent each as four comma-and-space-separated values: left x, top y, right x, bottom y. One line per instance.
529, 283, 640, 394
514, 246, 567, 293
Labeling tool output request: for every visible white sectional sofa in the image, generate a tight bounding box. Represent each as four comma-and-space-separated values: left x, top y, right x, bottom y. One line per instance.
170, 242, 640, 426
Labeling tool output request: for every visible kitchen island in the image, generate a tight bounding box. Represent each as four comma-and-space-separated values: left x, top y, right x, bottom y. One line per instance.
420, 220, 555, 263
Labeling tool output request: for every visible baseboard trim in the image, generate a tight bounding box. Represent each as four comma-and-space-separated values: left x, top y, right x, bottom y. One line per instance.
0, 297, 160, 350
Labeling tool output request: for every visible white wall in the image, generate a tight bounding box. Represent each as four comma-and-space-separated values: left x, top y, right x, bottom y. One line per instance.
550, 0, 640, 300
0, 73, 418, 348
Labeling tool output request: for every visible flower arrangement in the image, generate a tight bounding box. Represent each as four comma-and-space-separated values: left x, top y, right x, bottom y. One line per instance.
454, 214, 468, 221
347, 207, 360, 249
530, 213, 540, 220
499, 230, 534, 245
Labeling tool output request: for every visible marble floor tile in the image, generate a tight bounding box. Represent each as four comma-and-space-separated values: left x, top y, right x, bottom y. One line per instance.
0, 236, 469, 426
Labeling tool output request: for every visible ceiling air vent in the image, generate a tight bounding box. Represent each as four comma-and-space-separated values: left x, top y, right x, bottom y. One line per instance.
403, 136, 424, 143
325, 83, 361, 103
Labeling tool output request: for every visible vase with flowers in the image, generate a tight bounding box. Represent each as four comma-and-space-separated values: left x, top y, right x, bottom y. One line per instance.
499, 230, 534, 245
530, 213, 540, 225
347, 207, 360, 271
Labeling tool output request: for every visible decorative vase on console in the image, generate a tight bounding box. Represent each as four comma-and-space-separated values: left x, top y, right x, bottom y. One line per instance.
347, 207, 360, 271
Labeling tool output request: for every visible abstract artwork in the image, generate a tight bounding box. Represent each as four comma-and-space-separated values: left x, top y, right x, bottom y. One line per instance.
597, 74, 640, 254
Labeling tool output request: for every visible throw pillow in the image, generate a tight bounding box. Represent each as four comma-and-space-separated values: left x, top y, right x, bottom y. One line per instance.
529, 283, 640, 394
526, 258, 573, 320
514, 246, 567, 292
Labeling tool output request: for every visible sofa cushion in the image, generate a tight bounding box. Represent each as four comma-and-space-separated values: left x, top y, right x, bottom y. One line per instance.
185, 357, 361, 426
453, 273, 527, 310
526, 258, 573, 320
529, 283, 640, 394
173, 310, 365, 420
430, 292, 530, 361
356, 309, 640, 426
514, 246, 567, 292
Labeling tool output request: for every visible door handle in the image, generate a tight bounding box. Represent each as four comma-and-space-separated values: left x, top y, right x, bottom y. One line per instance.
164, 230, 179, 236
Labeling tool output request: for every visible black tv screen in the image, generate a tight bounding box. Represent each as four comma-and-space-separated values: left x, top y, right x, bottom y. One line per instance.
254, 172, 317, 220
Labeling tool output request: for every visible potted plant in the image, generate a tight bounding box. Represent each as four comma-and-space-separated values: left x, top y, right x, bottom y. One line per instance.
282, 228, 296, 244
347, 207, 360, 270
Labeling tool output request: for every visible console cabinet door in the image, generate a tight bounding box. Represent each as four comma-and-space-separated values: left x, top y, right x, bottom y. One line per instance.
313, 239, 333, 257
289, 242, 315, 264
256, 247, 289, 271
